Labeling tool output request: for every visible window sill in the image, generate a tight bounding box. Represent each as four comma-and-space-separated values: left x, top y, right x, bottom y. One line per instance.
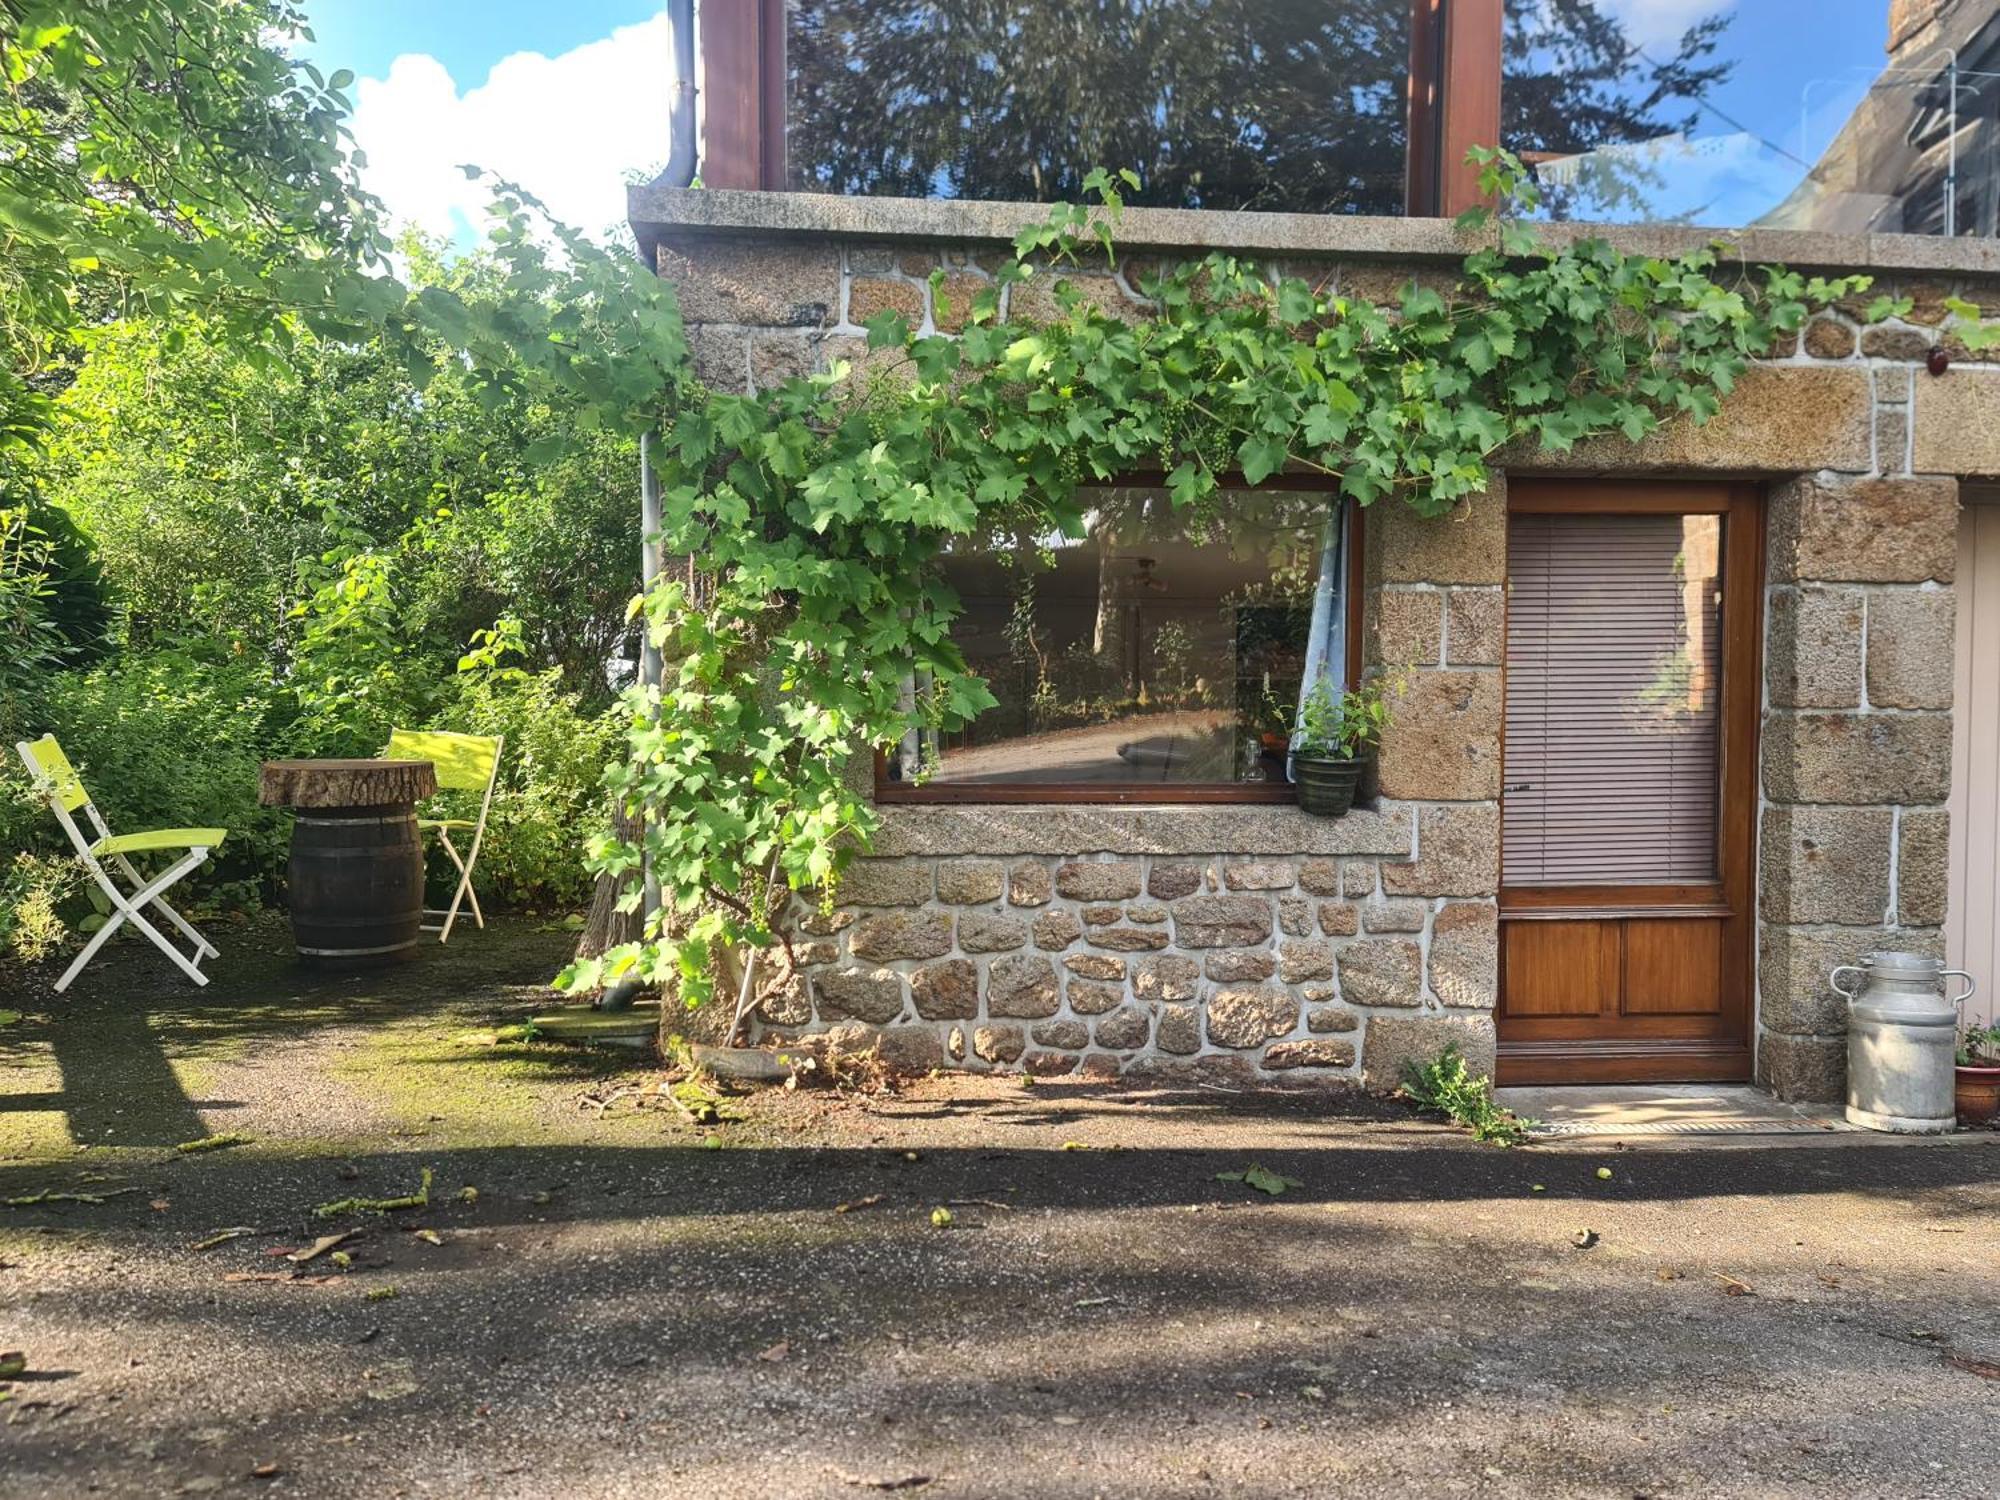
868, 799, 1415, 859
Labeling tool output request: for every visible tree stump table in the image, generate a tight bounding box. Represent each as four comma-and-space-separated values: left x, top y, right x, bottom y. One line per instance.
259, 759, 438, 966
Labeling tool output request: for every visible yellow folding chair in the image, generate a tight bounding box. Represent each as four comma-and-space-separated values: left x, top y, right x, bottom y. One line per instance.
14, 735, 226, 991
384, 729, 502, 943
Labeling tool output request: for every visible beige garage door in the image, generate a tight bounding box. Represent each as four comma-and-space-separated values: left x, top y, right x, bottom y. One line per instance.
1950, 493, 2000, 1031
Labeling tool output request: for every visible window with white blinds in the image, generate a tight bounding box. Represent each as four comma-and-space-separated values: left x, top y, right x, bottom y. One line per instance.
1503, 512, 1724, 887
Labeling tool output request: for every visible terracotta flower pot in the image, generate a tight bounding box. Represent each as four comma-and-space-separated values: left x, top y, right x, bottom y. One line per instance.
1955, 1062, 2000, 1127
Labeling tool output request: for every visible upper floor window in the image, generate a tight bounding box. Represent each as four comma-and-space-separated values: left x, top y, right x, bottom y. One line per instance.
1508, 0, 2000, 236
784, 0, 1414, 214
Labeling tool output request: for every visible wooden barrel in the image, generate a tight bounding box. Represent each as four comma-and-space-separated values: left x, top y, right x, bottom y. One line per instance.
286, 806, 425, 964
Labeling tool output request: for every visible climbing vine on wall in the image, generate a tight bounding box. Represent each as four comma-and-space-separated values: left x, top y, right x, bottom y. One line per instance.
553, 153, 1889, 1009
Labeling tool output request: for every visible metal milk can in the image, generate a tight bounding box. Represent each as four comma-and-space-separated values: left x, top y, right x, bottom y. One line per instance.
1835, 951, 1974, 1134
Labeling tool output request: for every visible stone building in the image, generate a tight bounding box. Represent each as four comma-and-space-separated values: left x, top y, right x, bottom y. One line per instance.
628, 0, 2000, 1100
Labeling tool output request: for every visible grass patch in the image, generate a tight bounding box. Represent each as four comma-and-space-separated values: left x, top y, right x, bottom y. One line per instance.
1398, 1044, 1536, 1147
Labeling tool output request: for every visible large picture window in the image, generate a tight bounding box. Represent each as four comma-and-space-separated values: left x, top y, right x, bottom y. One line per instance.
879, 483, 1352, 803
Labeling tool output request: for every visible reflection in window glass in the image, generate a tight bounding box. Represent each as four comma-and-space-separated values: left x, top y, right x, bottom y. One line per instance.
784, 1, 1411, 213
1507, 0, 2000, 234
906, 487, 1329, 788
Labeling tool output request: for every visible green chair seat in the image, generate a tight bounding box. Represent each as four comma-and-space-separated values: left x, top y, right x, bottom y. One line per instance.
417, 817, 476, 831
91, 827, 228, 857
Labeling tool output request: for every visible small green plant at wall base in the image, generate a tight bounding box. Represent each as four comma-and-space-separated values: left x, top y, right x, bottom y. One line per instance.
1399, 1044, 1536, 1147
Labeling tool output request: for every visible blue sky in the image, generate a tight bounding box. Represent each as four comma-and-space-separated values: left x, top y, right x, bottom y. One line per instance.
302, 1, 666, 92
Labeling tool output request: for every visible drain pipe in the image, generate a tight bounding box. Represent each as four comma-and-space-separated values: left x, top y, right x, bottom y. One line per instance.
599, 0, 698, 1015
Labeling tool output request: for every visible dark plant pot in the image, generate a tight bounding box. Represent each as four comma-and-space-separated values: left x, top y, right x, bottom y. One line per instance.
1291, 755, 1363, 818
1955, 1063, 2000, 1127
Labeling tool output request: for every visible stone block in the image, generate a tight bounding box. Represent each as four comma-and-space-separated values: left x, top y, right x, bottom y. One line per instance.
1006, 271, 1140, 325
1206, 986, 1300, 1049
1913, 370, 2000, 472
659, 238, 839, 327
1362, 898, 1427, 934
1008, 861, 1052, 906
1090, 927, 1171, 952
1278, 940, 1335, 983
1082, 904, 1122, 926
1278, 897, 1313, 937
1372, 589, 1442, 667
1766, 587, 1864, 709
1376, 671, 1501, 801
987, 955, 1061, 1018
1298, 858, 1342, 895
1767, 475, 1957, 584
1898, 808, 1951, 926
1079, 1053, 1123, 1082
687, 325, 749, 392
1307, 1005, 1361, 1034
1173, 894, 1274, 948
1429, 902, 1498, 1010
813, 967, 906, 1024
1023, 1050, 1079, 1077
1264, 1039, 1355, 1070
1380, 803, 1499, 897
1343, 863, 1377, 898
1319, 903, 1360, 936
958, 911, 1030, 953
1223, 860, 1296, 891
1095, 1006, 1152, 1051
840, 859, 933, 906
1861, 323, 1933, 361
846, 276, 923, 327
850, 911, 954, 963
1067, 980, 1125, 1014
872, 801, 1412, 858
877, 1026, 944, 1075
1056, 861, 1144, 901
1865, 589, 1955, 710
911, 959, 978, 1021
1032, 1019, 1089, 1050
1444, 588, 1504, 666
1762, 712, 1953, 805
929, 270, 993, 334
1336, 939, 1424, 1007
1128, 902, 1169, 924
757, 974, 811, 1027
1545, 366, 1873, 474
797, 907, 855, 937
1133, 954, 1200, 1002
974, 1024, 1025, 1064
1156, 1006, 1201, 1054
1360, 1015, 1497, 1091
748, 332, 819, 392
1205, 949, 1277, 982
1148, 861, 1206, 899
1757, 1032, 1847, 1104
1803, 316, 1856, 359
1375, 483, 1507, 585
1033, 910, 1082, 950
1757, 924, 1944, 1035
1063, 953, 1125, 981
1876, 407, 1910, 477
936, 860, 1006, 905
1759, 806, 1894, 924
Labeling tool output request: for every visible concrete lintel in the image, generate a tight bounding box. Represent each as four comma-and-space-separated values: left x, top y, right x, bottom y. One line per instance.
628, 186, 2000, 282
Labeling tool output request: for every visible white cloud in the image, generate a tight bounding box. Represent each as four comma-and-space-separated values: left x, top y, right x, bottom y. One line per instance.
349, 12, 676, 249
1601, 0, 1736, 52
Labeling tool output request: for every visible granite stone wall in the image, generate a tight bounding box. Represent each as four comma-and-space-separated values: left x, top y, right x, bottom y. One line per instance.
645, 202, 2000, 1094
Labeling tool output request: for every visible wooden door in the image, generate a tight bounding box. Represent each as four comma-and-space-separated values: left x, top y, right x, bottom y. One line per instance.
1497, 482, 1761, 1084
1949, 491, 2000, 1034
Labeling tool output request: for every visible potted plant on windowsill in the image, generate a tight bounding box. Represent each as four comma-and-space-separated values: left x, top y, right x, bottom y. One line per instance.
1288, 673, 1402, 818
1956, 1020, 2000, 1127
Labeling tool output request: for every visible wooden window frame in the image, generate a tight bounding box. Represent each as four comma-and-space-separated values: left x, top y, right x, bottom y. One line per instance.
701, 0, 1503, 216
873, 477, 1366, 807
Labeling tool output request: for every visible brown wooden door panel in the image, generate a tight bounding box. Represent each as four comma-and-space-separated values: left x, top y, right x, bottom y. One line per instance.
1501, 921, 1618, 1017
1621, 919, 1725, 1016
1497, 481, 1760, 1085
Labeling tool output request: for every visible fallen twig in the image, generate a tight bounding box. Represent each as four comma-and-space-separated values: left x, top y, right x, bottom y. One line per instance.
287, 1232, 355, 1264
944, 1198, 1014, 1211
190, 1227, 260, 1252
4, 1186, 147, 1208
1945, 1352, 2000, 1380
311, 1167, 433, 1221
833, 1194, 886, 1214
175, 1133, 251, 1155
1712, 1272, 1756, 1297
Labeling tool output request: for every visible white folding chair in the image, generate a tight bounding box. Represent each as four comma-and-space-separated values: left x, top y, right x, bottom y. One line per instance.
14, 735, 225, 992
384, 729, 502, 944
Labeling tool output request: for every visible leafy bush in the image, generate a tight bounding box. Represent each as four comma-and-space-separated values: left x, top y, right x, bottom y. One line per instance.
0, 853, 78, 963
1398, 1043, 1535, 1147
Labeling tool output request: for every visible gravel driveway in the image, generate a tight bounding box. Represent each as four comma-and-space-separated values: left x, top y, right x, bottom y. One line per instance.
3, 919, 1996, 1498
